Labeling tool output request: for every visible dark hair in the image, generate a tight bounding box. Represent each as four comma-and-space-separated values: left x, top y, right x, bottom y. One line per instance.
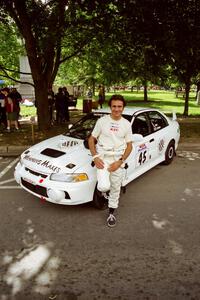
108, 94, 126, 107
1, 87, 10, 93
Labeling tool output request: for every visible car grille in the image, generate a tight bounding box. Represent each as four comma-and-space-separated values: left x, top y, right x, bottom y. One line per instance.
21, 179, 70, 199
25, 167, 47, 178
21, 179, 48, 197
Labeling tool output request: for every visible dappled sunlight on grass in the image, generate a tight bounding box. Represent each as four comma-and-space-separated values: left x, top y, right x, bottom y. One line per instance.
105, 90, 199, 115
20, 90, 200, 118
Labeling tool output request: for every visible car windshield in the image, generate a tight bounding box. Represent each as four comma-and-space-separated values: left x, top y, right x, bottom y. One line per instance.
64, 112, 106, 139
64, 112, 132, 139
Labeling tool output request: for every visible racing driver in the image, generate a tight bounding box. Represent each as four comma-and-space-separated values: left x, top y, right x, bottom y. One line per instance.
88, 94, 133, 227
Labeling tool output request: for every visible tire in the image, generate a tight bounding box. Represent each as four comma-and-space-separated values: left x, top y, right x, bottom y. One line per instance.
164, 141, 175, 165
93, 187, 108, 210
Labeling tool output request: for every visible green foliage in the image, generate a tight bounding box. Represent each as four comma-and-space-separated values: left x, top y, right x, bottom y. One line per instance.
0, 22, 24, 84
1, 0, 200, 122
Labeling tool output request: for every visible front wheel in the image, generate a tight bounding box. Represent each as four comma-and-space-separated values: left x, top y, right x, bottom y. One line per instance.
93, 187, 108, 210
164, 141, 175, 165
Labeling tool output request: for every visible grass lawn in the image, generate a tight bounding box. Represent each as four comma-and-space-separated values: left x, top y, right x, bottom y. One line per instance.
105, 90, 199, 116
20, 90, 200, 117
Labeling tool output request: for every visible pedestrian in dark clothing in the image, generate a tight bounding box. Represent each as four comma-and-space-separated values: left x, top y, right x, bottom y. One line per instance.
98, 85, 105, 108
0, 90, 7, 130
55, 87, 66, 124
48, 88, 55, 124
10, 88, 22, 127
63, 86, 70, 122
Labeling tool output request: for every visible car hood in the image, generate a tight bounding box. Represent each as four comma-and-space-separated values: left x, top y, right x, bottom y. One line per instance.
21, 135, 91, 174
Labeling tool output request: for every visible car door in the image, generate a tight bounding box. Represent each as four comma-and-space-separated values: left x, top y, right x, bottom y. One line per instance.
124, 112, 155, 184
146, 110, 169, 161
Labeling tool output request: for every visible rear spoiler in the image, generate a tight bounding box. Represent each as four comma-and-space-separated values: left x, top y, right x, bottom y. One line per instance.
165, 110, 177, 121
172, 111, 177, 121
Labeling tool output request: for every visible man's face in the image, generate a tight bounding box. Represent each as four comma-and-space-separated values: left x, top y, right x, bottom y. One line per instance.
110, 99, 124, 119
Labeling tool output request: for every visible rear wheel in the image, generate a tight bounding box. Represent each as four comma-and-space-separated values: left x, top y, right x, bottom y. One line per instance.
164, 141, 175, 165
93, 187, 108, 210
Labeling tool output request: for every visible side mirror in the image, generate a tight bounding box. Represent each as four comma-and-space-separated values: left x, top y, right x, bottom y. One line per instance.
132, 134, 144, 142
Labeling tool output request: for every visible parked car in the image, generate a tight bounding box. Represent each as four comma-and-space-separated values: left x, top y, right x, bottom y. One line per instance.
14, 108, 180, 209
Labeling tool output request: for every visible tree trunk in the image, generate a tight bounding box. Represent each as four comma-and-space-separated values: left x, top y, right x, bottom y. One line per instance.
143, 83, 148, 102
34, 80, 50, 131
183, 80, 190, 116
92, 78, 95, 96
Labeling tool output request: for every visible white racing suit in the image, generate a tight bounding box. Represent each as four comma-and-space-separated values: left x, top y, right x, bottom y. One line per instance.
96, 145, 125, 209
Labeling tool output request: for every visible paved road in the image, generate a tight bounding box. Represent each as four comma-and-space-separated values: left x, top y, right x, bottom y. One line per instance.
0, 148, 200, 300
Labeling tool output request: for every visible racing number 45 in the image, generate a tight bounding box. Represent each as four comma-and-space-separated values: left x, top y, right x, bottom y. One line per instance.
138, 150, 147, 165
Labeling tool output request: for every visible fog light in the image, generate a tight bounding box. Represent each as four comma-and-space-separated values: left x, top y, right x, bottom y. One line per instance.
47, 188, 65, 202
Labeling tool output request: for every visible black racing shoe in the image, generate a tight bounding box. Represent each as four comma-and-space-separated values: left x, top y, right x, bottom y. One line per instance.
107, 214, 116, 227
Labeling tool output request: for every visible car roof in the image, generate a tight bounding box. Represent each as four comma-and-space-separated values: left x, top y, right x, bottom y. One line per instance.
93, 107, 160, 116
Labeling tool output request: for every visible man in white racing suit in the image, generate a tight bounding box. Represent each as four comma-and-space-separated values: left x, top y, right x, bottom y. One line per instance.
88, 94, 133, 227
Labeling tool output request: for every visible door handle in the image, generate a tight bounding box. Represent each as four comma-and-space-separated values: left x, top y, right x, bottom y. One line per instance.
149, 138, 154, 143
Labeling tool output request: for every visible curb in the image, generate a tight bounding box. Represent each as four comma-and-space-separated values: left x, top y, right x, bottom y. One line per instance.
0, 145, 31, 157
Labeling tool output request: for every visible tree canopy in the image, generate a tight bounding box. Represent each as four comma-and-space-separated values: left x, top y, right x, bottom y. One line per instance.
1, 0, 200, 127
0, 0, 117, 129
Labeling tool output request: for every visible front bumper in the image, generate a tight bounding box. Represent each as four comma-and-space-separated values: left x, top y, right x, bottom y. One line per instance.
14, 162, 96, 205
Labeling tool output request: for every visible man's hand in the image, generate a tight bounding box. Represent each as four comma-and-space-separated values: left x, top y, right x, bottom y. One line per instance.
94, 157, 104, 169
107, 160, 122, 172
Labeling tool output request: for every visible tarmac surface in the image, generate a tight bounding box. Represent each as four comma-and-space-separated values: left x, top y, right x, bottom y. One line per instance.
1, 143, 200, 299
0, 113, 200, 299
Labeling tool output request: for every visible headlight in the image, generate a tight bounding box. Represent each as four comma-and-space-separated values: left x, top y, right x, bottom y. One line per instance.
50, 173, 88, 182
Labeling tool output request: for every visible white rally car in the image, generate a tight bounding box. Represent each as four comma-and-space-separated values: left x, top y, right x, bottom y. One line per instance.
14, 108, 180, 209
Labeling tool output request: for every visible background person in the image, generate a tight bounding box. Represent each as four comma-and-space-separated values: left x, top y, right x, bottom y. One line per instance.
98, 84, 105, 108
88, 94, 133, 227
1, 87, 19, 132
10, 88, 22, 127
0, 89, 7, 130
87, 88, 93, 99
55, 87, 66, 124
63, 86, 70, 122
47, 87, 55, 124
